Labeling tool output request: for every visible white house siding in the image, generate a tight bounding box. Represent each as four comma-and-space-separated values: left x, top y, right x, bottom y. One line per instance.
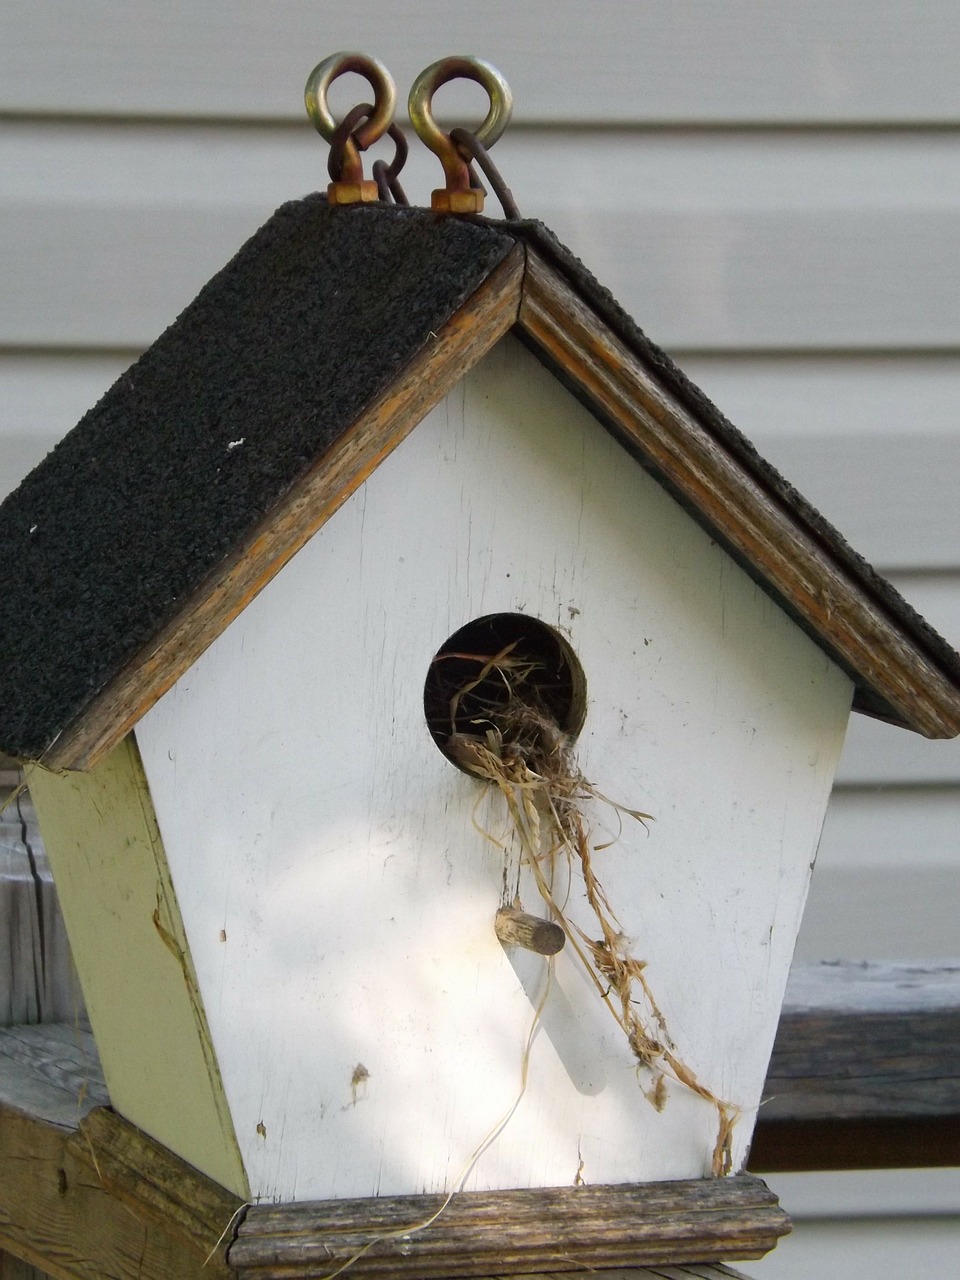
1, 0, 957, 1270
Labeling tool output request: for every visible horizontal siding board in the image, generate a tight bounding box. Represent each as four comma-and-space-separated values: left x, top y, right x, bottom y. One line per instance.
765, 1167, 960, 1218
0, 356, 131, 495
677, 356, 960, 442
817, 787, 960, 871
5, 127, 960, 353
838, 716, 960, 786
795, 866, 960, 963
746, 1210, 960, 1277
3, 1, 960, 123
798, 783, 960, 962
738, 436, 960, 571
6, 125, 960, 349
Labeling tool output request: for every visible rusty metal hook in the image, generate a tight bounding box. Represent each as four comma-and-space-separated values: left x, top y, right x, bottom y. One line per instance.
304, 52, 397, 204
408, 56, 513, 214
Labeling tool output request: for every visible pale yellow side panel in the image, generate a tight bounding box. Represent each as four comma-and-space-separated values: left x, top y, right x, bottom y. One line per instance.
28, 736, 248, 1197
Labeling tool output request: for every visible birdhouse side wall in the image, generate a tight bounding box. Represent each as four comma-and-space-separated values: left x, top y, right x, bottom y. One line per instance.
135, 336, 853, 1202
26, 738, 248, 1197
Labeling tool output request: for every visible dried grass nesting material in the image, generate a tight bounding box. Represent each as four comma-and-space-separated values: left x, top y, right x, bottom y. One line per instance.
442, 643, 739, 1177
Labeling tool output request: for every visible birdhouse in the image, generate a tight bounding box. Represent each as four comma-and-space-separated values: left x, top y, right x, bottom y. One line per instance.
2, 55, 959, 1278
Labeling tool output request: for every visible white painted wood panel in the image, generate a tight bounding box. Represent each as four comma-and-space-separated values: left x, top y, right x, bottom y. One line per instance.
4, 1, 960, 123
136, 337, 851, 1201
5, 124, 960, 349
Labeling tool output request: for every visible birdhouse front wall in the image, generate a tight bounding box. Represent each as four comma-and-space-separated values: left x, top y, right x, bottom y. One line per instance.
128, 335, 852, 1202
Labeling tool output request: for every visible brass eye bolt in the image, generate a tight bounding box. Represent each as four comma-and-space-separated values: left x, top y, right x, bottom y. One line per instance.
304, 52, 398, 205
408, 56, 514, 214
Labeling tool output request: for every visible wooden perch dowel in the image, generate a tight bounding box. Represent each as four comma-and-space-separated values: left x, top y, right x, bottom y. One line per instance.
495, 905, 565, 955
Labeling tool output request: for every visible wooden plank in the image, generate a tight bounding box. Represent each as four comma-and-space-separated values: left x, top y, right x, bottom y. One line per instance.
2, 0, 959, 123
230, 1177, 788, 1276
754, 962, 960, 1170
0, 1025, 107, 1128
750, 1116, 960, 1172
0, 1101, 241, 1280
75, 1108, 244, 1267
761, 962, 960, 1121
25, 741, 248, 1194
6, 125, 960, 350
37, 247, 524, 773
518, 252, 960, 737
0, 790, 82, 1026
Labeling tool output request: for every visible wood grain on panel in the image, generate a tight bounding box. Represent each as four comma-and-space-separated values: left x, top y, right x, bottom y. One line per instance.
763, 962, 960, 1121
0, 788, 79, 1027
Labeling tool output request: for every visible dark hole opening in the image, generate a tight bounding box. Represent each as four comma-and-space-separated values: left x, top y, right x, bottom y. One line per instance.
423, 612, 586, 770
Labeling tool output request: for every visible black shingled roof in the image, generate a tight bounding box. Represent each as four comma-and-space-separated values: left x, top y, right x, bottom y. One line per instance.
1, 196, 958, 761
0, 199, 514, 759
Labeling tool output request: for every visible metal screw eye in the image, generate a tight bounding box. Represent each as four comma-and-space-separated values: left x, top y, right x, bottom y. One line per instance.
305, 53, 398, 205
408, 56, 513, 209
304, 52, 397, 152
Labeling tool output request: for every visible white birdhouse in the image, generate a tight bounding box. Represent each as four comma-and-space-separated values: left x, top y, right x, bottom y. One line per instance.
2, 60, 959, 1277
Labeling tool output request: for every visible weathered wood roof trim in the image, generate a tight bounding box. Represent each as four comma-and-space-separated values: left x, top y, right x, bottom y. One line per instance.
513, 239, 960, 738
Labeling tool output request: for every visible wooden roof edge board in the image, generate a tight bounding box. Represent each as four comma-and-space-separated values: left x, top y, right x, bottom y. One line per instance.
38, 246, 524, 774
515, 245, 960, 739
228, 1176, 789, 1276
